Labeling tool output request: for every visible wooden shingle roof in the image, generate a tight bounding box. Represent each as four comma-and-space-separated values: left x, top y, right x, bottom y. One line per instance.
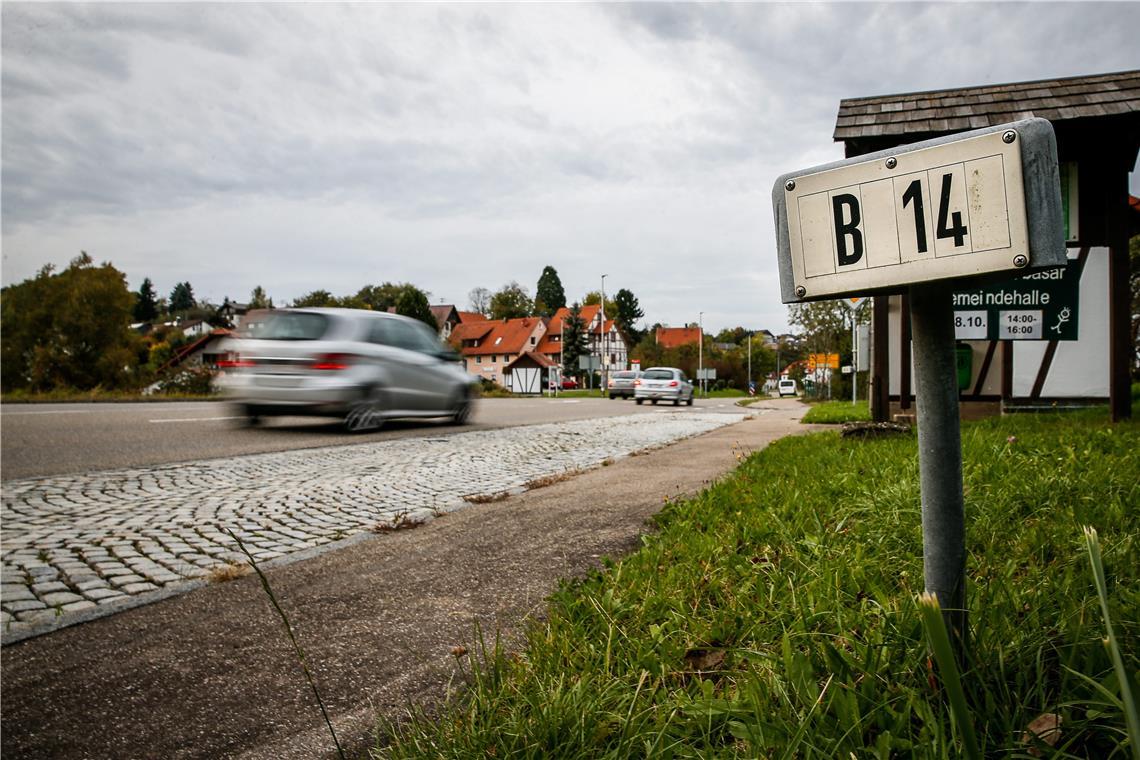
834, 70, 1140, 141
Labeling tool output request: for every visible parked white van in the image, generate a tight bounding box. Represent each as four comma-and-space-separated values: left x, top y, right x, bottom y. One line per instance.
777, 378, 797, 397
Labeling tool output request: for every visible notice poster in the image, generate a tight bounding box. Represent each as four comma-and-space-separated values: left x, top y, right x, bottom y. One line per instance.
952, 254, 1083, 341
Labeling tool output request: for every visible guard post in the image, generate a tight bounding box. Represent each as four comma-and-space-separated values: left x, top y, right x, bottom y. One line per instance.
772, 118, 1065, 654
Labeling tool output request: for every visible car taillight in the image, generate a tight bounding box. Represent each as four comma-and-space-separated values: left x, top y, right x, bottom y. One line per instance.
669, 380, 678, 387
218, 355, 255, 369
633, 379, 641, 386
608, 379, 614, 387
312, 353, 354, 371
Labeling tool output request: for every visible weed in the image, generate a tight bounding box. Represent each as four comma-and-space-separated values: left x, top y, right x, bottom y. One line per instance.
462, 491, 510, 505
206, 561, 252, 583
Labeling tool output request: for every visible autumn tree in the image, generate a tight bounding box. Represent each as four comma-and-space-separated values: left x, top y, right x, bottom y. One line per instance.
534, 266, 566, 318
291, 290, 338, 307
1, 253, 142, 391
582, 291, 616, 316
490, 281, 533, 320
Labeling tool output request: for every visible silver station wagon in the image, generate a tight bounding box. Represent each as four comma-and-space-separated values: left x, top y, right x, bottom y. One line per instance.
218, 308, 478, 431
607, 370, 642, 399
634, 366, 694, 406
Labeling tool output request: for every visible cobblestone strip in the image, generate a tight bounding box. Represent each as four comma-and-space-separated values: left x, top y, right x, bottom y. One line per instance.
2, 411, 746, 640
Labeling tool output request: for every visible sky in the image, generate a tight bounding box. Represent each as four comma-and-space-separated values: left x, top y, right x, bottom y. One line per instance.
3, 2, 1138, 336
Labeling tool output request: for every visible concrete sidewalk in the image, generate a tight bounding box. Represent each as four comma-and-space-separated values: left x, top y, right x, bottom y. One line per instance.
1, 399, 815, 760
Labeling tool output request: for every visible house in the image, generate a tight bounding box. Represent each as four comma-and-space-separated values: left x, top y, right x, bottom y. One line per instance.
217, 299, 251, 329
450, 317, 547, 387
654, 326, 702, 349
159, 328, 234, 371
503, 351, 559, 395
429, 304, 461, 339
456, 311, 488, 324
543, 305, 629, 372
178, 319, 212, 339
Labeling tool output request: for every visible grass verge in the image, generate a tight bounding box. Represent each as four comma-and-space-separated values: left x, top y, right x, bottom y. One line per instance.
802, 399, 873, 424
378, 406, 1138, 758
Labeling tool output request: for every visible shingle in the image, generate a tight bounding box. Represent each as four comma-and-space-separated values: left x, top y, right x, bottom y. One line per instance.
834, 70, 1139, 139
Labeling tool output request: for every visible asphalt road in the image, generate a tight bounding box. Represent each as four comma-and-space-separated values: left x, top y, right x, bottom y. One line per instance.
1, 396, 748, 480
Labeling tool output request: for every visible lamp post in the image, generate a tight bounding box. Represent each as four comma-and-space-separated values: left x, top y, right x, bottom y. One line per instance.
600, 274, 608, 396
698, 311, 704, 397
747, 330, 752, 396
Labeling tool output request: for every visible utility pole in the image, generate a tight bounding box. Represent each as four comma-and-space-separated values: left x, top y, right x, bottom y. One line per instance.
600, 274, 608, 396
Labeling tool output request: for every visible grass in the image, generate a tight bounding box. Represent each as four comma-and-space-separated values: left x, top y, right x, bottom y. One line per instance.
801, 399, 873, 424
377, 405, 1139, 758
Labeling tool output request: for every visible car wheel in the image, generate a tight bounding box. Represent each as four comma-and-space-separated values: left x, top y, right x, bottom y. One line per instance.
635, 398, 643, 405
451, 389, 472, 425
673, 397, 680, 406
609, 393, 615, 400
686, 394, 694, 406
236, 405, 263, 428
344, 386, 385, 433
651, 399, 658, 405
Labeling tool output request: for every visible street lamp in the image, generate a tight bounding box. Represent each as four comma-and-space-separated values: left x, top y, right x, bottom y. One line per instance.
600, 274, 608, 396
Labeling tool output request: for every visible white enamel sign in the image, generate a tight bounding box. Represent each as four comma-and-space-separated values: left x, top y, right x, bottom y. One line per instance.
784, 129, 1028, 299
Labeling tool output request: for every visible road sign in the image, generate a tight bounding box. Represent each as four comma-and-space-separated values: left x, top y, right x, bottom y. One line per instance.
846, 297, 867, 311
773, 119, 1065, 303
578, 355, 600, 370
697, 368, 717, 380
952, 253, 1083, 341
807, 353, 839, 370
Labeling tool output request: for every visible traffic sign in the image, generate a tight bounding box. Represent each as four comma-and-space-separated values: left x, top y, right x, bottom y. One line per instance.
846, 297, 867, 311
773, 119, 1065, 303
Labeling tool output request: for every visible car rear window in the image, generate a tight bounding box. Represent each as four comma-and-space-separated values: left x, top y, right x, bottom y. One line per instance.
249, 312, 332, 341
614, 371, 637, 379
643, 369, 674, 380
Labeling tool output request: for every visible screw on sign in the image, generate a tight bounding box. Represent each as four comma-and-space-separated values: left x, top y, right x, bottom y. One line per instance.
772, 118, 1066, 661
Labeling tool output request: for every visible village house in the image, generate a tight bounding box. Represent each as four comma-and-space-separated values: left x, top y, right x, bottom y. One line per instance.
449, 316, 547, 390
541, 305, 629, 372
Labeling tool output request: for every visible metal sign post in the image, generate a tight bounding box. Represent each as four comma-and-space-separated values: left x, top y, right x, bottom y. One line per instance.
772, 118, 1065, 657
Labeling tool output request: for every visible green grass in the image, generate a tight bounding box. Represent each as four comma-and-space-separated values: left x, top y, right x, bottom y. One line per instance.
0, 388, 218, 403
378, 407, 1139, 758
801, 399, 873, 424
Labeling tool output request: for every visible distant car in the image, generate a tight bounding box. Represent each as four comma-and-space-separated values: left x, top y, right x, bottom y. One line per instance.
607, 370, 642, 399
217, 308, 478, 431
778, 378, 797, 397
561, 376, 579, 390
634, 367, 694, 406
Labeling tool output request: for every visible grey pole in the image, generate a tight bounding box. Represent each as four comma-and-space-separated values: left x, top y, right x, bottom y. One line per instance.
909, 281, 968, 655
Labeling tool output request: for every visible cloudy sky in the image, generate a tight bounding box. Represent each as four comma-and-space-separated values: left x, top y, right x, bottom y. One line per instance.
3, 3, 1138, 334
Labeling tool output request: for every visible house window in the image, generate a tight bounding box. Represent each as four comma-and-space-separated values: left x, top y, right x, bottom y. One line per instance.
476, 356, 482, 364
530, 336, 536, 345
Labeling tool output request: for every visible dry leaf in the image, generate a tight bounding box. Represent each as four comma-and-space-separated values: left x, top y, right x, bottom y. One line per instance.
1021, 712, 1062, 756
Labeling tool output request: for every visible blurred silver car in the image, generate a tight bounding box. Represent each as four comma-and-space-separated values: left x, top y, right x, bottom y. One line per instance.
607, 370, 642, 399
634, 367, 694, 406
217, 308, 477, 431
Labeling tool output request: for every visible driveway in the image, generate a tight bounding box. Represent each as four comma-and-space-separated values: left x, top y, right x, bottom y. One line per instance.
1, 399, 812, 759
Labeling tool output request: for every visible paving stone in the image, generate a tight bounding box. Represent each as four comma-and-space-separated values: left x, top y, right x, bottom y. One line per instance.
108, 574, 146, 588
1, 411, 745, 630
84, 588, 125, 602
41, 591, 85, 607
4, 600, 47, 613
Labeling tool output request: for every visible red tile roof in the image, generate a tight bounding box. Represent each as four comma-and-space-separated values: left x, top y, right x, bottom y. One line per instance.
655, 327, 701, 349
456, 311, 488, 323
506, 351, 558, 370
548, 304, 600, 334
450, 317, 545, 356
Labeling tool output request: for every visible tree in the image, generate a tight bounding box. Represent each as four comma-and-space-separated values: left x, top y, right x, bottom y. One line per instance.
249, 286, 273, 310
133, 277, 159, 322
356, 283, 405, 311
468, 287, 492, 316
489, 281, 533, 320
394, 285, 438, 330
1, 253, 142, 392
613, 288, 644, 345
169, 281, 195, 314
561, 303, 589, 376
535, 266, 566, 318
292, 290, 337, 307
582, 290, 616, 316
